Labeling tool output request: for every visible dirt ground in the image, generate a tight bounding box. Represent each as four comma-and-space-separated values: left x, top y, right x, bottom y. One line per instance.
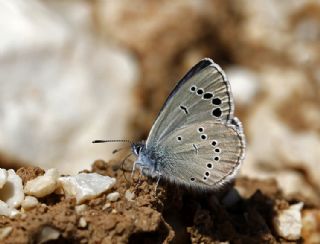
0, 159, 318, 243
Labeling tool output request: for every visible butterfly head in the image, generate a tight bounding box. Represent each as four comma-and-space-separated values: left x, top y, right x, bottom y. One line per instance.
131, 142, 146, 157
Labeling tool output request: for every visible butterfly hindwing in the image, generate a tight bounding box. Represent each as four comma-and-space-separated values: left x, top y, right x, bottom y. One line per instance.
146, 58, 234, 147
156, 119, 245, 189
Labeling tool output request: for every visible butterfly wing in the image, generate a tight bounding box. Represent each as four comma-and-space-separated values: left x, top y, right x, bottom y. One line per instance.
156, 119, 245, 189
146, 58, 234, 147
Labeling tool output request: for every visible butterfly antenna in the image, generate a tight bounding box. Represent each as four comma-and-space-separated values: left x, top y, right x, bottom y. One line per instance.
92, 139, 133, 144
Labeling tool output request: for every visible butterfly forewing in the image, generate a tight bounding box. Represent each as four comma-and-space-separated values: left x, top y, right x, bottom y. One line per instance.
157, 120, 245, 189
146, 59, 234, 147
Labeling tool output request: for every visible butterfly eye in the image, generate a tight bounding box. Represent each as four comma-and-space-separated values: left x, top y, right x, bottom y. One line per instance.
214, 156, 220, 161
211, 140, 218, 147
215, 148, 221, 153
205, 171, 210, 177
135, 145, 141, 155
190, 177, 195, 182
197, 127, 204, 133
177, 136, 182, 142
206, 163, 213, 169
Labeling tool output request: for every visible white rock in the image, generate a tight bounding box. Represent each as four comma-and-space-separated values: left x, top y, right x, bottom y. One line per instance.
273, 202, 303, 240
24, 168, 59, 198
21, 196, 38, 210
0, 169, 7, 189
0, 226, 12, 240
58, 173, 116, 204
107, 192, 120, 202
102, 202, 111, 210
0, 201, 13, 217
37, 226, 60, 244
9, 209, 20, 218
125, 190, 135, 201
75, 204, 88, 214
0, 200, 19, 218
0, 0, 138, 175
0, 169, 24, 208
78, 217, 87, 228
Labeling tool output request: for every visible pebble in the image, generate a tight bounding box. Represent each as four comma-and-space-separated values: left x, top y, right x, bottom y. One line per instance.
0, 201, 13, 217
125, 190, 135, 201
273, 202, 303, 240
78, 217, 87, 228
0, 226, 12, 240
58, 173, 116, 204
102, 202, 111, 210
0, 169, 24, 208
0, 169, 8, 189
21, 196, 39, 210
37, 226, 60, 244
106, 192, 120, 202
75, 204, 88, 214
24, 168, 60, 198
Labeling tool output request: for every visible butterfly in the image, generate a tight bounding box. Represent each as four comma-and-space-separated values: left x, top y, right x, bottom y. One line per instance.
94, 58, 245, 190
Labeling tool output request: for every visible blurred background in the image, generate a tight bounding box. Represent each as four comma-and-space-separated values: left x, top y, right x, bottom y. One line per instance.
0, 0, 319, 202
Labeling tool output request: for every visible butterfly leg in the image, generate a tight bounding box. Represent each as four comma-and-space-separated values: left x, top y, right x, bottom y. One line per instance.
154, 171, 162, 192
131, 160, 137, 178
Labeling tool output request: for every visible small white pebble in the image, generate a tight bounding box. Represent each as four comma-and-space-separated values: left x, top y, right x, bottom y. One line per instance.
102, 202, 111, 210
273, 202, 303, 240
107, 192, 120, 202
21, 196, 38, 210
0, 226, 12, 240
125, 190, 135, 201
58, 173, 116, 204
37, 226, 60, 244
75, 204, 88, 214
78, 217, 87, 228
0, 201, 13, 217
0, 169, 8, 189
0, 170, 24, 208
9, 209, 20, 218
111, 209, 117, 214
24, 168, 60, 198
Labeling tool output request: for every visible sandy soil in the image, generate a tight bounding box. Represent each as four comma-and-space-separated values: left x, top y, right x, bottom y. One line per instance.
0, 159, 317, 243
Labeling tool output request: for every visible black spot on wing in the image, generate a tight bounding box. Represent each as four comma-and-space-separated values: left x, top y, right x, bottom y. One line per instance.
179, 105, 189, 114
212, 108, 222, 117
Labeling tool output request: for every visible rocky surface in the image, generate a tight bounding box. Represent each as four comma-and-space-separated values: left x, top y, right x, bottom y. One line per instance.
0, 0, 138, 174
0, 161, 318, 243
